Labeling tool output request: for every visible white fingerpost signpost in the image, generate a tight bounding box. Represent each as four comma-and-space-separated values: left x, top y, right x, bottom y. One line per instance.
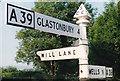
73, 3, 91, 81
73, 4, 113, 81
6, 3, 113, 81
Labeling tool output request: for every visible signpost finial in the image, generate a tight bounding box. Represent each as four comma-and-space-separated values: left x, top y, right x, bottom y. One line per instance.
73, 3, 91, 26
73, 3, 91, 19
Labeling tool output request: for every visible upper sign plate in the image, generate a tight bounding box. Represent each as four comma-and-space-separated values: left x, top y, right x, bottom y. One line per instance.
6, 3, 81, 38
35, 12, 81, 38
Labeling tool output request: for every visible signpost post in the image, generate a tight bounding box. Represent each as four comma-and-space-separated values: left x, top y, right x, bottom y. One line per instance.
73, 3, 91, 81
6, 3, 113, 81
73, 4, 113, 81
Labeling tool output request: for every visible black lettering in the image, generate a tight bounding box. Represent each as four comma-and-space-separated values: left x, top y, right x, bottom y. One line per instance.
46, 20, 49, 27
20, 11, 26, 24
68, 51, 71, 55
67, 26, 71, 32
52, 52, 55, 57
27, 13, 32, 25
45, 53, 47, 57
77, 29, 80, 34
52, 21, 56, 29
37, 17, 41, 26
59, 52, 61, 56
89, 69, 94, 75
41, 54, 44, 57
62, 24, 66, 31
71, 27, 74, 33
10, 9, 17, 22
42, 18, 45, 27
89, 69, 92, 74
73, 50, 76, 55
93, 69, 96, 75
49, 53, 51, 57
98, 69, 100, 75
49, 21, 53, 28
63, 51, 66, 56
106, 69, 108, 75
56, 22, 59, 30
102, 70, 104, 75
91, 69, 94, 75
109, 69, 112, 76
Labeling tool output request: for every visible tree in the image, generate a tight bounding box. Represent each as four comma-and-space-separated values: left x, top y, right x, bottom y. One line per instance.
15, 2, 95, 80
88, 2, 120, 80
2, 66, 17, 78
2, 67, 46, 80
2, 66, 17, 72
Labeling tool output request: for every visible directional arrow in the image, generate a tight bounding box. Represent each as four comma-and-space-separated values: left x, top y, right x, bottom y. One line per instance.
6, 3, 81, 38
37, 45, 88, 61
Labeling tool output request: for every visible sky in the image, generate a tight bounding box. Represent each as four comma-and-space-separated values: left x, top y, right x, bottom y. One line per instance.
0, 0, 117, 70
0, 1, 35, 70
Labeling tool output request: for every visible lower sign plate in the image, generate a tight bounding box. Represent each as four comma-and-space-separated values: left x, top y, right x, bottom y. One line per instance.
37, 45, 88, 61
80, 65, 113, 79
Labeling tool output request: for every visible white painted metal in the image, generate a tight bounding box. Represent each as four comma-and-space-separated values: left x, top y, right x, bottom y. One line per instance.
74, 4, 91, 19
73, 4, 91, 80
7, 3, 81, 38
88, 65, 106, 79
7, 3, 34, 29
80, 65, 106, 79
106, 67, 113, 78
79, 65, 88, 79
74, 3, 113, 80
35, 12, 81, 38
37, 45, 88, 61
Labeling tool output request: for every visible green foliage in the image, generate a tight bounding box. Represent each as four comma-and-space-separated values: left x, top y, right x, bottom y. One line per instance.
2, 66, 17, 72
2, 67, 47, 80
88, 2, 120, 80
